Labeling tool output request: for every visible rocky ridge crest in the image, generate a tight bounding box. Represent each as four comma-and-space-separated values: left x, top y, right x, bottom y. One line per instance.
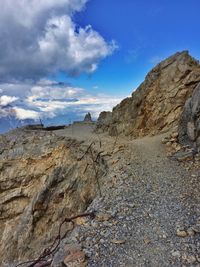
97, 51, 200, 137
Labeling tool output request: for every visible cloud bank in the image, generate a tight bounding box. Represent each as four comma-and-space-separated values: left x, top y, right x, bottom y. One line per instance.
0, 80, 123, 123
0, 0, 119, 129
0, 0, 117, 81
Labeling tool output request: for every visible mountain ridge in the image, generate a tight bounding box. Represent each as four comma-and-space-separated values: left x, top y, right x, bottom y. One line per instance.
96, 51, 200, 137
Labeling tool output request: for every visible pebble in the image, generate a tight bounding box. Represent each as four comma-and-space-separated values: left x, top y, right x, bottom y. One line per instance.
192, 224, 200, 233
172, 251, 181, 257
96, 213, 112, 222
176, 229, 188, 237
187, 228, 195, 236
186, 255, 197, 264
111, 239, 126, 245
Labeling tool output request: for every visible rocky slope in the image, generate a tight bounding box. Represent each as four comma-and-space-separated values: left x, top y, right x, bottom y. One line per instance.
1, 51, 200, 267
0, 127, 106, 266
96, 51, 200, 137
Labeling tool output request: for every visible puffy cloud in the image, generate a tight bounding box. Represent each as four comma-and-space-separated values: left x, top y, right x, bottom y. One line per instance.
0, 95, 19, 106
0, 0, 117, 81
29, 81, 84, 101
13, 107, 40, 120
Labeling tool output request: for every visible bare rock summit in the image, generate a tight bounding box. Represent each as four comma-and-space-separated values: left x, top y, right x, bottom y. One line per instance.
96, 51, 200, 137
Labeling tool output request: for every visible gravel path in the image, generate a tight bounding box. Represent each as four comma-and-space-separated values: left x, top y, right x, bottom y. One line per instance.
55, 125, 200, 266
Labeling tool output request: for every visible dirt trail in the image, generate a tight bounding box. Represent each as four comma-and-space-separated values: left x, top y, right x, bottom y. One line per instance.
55, 124, 200, 267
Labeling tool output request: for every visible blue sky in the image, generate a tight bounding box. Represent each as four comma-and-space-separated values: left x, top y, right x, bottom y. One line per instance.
64, 0, 200, 96
0, 0, 200, 130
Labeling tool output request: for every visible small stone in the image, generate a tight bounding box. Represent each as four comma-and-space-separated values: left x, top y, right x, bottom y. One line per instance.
187, 228, 195, 236
63, 249, 86, 266
99, 238, 105, 244
96, 213, 112, 222
192, 224, 200, 233
75, 217, 88, 226
143, 237, 151, 245
111, 239, 126, 245
172, 251, 181, 257
176, 229, 188, 237
186, 255, 196, 264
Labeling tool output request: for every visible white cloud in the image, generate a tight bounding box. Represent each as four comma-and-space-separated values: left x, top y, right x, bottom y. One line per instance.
0, 81, 123, 123
13, 107, 40, 120
0, 0, 117, 81
27, 91, 122, 119
29, 83, 84, 101
0, 95, 19, 106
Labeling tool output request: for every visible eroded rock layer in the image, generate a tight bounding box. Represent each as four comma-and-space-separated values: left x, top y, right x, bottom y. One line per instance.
0, 129, 106, 266
97, 51, 200, 137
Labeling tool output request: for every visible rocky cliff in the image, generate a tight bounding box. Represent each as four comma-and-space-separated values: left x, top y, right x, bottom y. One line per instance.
96, 51, 200, 137
0, 128, 106, 266
179, 82, 200, 148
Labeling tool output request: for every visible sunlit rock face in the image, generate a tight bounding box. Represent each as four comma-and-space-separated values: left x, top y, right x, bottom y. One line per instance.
97, 51, 200, 137
0, 128, 106, 266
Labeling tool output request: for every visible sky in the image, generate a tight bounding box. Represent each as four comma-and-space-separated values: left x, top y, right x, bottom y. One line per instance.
0, 0, 200, 129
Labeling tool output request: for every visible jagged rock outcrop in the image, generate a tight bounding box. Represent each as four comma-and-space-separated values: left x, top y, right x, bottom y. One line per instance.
179, 82, 200, 148
84, 112, 92, 122
96, 51, 200, 137
0, 128, 106, 266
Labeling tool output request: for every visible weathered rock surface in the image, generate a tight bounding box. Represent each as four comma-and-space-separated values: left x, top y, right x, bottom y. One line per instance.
0, 128, 106, 266
96, 51, 200, 137
179, 82, 200, 148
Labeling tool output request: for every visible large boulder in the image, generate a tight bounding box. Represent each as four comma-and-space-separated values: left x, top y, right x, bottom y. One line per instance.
179, 82, 200, 148
97, 51, 200, 137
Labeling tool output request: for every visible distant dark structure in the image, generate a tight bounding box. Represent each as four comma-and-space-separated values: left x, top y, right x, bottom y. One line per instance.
84, 112, 92, 122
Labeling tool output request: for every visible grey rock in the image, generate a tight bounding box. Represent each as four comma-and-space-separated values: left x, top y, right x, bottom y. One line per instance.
84, 112, 92, 122
179, 82, 200, 148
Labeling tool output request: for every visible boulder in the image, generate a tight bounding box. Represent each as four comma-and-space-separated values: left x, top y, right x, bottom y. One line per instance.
179, 82, 200, 148
97, 51, 200, 137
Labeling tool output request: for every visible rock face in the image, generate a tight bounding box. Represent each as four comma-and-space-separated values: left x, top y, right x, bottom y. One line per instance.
84, 112, 92, 122
96, 111, 112, 132
179, 82, 200, 148
96, 51, 200, 137
0, 129, 106, 266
